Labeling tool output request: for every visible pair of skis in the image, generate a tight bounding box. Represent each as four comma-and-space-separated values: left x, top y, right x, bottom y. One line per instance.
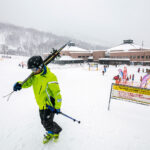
3, 41, 81, 124
4, 41, 70, 101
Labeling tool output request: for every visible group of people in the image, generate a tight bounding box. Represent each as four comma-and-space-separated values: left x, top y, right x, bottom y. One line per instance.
113, 74, 135, 84
18, 61, 25, 68
138, 68, 145, 73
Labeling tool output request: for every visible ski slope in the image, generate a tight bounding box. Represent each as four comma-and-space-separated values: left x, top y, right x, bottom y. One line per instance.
1, 56, 150, 150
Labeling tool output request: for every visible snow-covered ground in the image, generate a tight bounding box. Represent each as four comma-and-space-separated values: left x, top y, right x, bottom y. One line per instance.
1, 56, 150, 150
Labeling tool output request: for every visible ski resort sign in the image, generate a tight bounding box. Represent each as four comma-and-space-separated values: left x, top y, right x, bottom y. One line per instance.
108, 83, 150, 110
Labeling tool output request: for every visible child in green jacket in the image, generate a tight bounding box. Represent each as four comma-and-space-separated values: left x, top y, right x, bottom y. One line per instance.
13, 56, 62, 144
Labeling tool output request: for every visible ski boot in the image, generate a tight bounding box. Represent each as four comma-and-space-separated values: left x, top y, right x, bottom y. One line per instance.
53, 133, 59, 142
43, 132, 54, 144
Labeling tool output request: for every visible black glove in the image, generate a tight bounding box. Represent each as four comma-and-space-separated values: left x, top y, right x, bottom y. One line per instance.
13, 82, 22, 91
54, 109, 61, 115
46, 105, 61, 114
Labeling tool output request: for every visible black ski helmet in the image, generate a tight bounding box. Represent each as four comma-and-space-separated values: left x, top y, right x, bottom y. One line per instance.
27, 56, 44, 69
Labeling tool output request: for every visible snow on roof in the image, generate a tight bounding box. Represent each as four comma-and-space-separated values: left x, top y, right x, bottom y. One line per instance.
92, 49, 106, 52
58, 56, 83, 61
62, 45, 88, 52
70, 51, 91, 54
110, 50, 144, 53
107, 43, 149, 53
88, 56, 93, 59
99, 58, 130, 61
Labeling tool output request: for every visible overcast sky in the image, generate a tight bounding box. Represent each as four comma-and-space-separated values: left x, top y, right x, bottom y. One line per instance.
0, 0, 150, 47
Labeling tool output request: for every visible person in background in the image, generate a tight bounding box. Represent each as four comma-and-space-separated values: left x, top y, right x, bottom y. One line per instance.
113, 75, 120, 84
104, 65, 106, 73
102, 70, 104, 75
132, 74, 135, 83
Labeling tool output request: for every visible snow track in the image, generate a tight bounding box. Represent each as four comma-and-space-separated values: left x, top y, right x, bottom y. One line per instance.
1, 56, 150, 150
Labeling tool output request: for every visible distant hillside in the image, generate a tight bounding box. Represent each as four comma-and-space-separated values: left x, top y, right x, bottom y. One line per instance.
0, 22, 107, 56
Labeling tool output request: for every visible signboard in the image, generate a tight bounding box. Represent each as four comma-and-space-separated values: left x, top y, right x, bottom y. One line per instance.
108, 83, 150, 110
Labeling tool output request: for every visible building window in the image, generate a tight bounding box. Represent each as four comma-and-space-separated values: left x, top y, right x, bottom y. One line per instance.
133, 56, 136, 59
146, 56, 149, 59
137, 56, 140, 59
141, 56, 144, 59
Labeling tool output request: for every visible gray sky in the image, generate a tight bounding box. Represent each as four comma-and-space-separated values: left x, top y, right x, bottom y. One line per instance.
0, 0, 150, 47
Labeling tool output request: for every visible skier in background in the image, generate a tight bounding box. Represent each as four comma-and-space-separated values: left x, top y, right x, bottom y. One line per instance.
104, 65, 106, 73
132, 74, 135, 83
102, 70, 104, 75
13, 56, 62, 144
142, 68, 144, 73
140, 76, 143, 82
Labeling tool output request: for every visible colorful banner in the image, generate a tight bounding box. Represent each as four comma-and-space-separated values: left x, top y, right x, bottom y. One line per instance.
123, 66, 127, 80
111, 84, 150, 105
140, 74, 150, 88
118, 69, 123, 79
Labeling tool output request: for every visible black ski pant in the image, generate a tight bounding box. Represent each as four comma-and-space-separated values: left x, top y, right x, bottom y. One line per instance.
39, 109, 62, 134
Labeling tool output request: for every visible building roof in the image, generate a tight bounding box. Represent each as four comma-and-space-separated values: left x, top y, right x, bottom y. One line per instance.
62, 45, 89, 52
106, 40, 149, 53
107, 44, 145, 52
70, 51, 91, 54
92, 49, 106, 52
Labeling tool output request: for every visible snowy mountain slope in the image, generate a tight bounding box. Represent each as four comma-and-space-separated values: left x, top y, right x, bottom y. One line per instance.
0, 22, 107, 56
0, 56, 150, 150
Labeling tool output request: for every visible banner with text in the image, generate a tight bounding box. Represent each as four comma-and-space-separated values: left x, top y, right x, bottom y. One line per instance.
108, 83, 150, 110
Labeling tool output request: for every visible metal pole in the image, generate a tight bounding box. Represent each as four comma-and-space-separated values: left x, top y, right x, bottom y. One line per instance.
60, 112, 81, 124
108, 83, 113, 111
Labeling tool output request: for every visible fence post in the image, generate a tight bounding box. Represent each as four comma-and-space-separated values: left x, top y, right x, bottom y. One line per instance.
108, 83, 113, 111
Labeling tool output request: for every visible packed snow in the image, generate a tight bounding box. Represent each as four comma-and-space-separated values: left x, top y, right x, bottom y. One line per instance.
1, 55, 150, 150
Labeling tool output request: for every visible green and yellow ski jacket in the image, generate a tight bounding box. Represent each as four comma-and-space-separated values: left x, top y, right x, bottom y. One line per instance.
20, 66, 62, 110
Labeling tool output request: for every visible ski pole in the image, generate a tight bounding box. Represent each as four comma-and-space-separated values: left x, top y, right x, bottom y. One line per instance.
59, 112, 81, 124
3, 91, 14, 101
